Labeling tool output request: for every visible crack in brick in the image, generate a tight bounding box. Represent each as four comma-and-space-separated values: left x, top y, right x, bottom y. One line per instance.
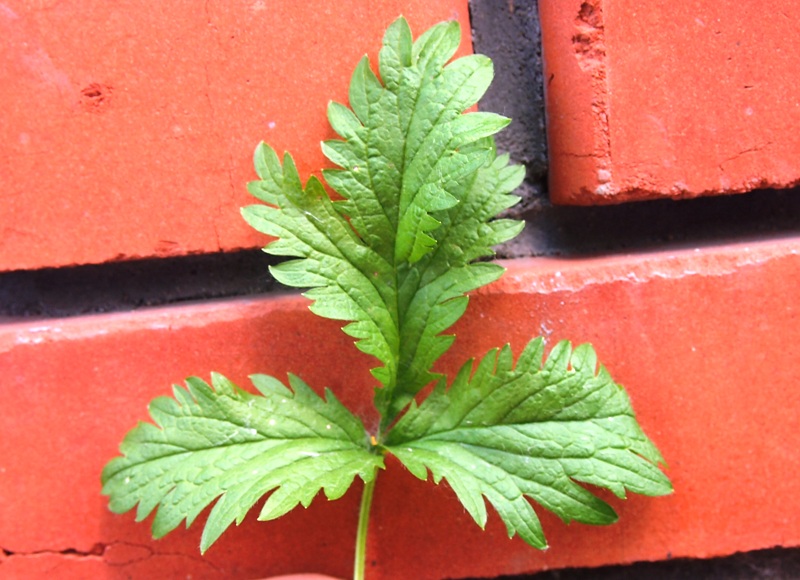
1, 543, 106, 559
1, 541, 222, 573
720, 141, 775, 166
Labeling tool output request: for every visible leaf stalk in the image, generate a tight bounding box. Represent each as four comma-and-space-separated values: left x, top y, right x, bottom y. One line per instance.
354, 470, 378, 580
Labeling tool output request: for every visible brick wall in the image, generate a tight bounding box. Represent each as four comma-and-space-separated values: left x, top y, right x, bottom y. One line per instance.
2, 1, 799, 579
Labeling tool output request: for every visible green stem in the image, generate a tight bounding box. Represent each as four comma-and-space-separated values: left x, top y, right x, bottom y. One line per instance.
353, 470, 378, 580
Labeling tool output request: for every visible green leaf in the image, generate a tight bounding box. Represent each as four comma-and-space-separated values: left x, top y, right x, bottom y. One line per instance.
101, 373, 382, 552
103, 16, 670, 565
382, 145, 523, 421
244, 16, 523, 426
385, 339, 672, 549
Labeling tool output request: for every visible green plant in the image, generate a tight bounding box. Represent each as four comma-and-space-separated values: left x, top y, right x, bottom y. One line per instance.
101, 16, 671, 580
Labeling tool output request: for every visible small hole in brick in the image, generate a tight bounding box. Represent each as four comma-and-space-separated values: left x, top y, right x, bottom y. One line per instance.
572, 33, 593, 51
80, 83, 113, 111
577, 1, 603, 28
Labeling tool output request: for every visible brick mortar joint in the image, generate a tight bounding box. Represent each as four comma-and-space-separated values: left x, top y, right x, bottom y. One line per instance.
3, 238, 799, 351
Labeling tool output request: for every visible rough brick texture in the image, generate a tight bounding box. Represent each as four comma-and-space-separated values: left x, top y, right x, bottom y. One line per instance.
4, 2, 800, 578
0, 1, 470, 271
540, 0, 800, 204
2, 239, 799, 579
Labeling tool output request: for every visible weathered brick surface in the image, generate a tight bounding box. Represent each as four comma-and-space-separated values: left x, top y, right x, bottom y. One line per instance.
0, 1, 470, 271
541, 0, 800, 204
4, 2, 800, 578
2, 239, 799, 578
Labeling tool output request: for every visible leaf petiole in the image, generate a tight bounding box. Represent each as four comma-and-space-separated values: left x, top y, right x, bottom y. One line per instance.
354, 469, 378, 580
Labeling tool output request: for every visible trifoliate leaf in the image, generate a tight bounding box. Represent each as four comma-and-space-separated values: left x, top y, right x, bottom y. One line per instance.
103, 16, 669, 564
101, 373, 382, 552
243, 16, 523, 427
385, 339, 672, 549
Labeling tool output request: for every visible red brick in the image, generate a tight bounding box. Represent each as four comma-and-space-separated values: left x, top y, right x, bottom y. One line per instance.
0, 1, 470, 272
2, 238, 800, 578
540, 0, 800, 204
